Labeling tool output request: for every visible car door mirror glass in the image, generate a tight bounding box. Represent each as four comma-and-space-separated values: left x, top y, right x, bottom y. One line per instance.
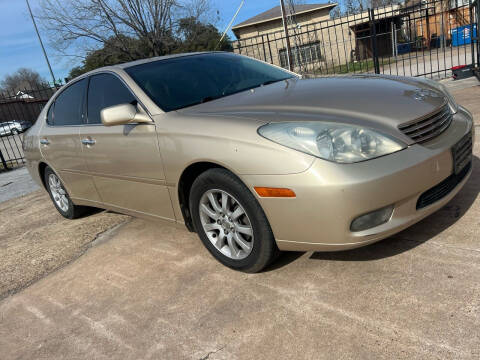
101, 103, 151, 126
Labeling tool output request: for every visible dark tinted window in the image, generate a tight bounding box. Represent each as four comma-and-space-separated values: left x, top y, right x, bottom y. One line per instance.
53, 79, 87, 126
125, 53, 294, 112
87, 73, 136, 124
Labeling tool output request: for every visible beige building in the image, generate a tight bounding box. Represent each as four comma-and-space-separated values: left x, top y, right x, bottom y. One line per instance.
232, 3, 339, 71
232, 3, 402, 73
232, 3, 337, 39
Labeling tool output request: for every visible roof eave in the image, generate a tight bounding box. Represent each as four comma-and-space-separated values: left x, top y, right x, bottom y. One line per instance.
232, 3, 337, 30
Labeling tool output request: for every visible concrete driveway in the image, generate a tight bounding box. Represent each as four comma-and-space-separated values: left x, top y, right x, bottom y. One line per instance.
380, 45, 473, 79
1, 80, 480, 359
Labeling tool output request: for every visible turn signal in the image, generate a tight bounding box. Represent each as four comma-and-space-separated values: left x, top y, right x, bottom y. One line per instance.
254, 187, 296, 198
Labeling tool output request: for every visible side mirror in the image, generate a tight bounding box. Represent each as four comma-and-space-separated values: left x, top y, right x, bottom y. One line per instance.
100, 103, 152, 126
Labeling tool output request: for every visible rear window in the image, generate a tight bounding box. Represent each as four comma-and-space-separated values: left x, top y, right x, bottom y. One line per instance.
50, 79, 87, 126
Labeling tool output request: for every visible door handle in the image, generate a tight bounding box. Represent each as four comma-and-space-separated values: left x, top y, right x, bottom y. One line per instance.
40, 138, 50, 145
81, 138, 96, 146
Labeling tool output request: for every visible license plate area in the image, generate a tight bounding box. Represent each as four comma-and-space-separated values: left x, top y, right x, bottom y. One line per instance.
452, 131, 473, 174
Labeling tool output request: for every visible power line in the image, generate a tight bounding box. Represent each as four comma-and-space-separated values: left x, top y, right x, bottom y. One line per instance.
217, 0, 245, 50
285, 0, 311, 73
25, 0, 56, 86
280, 0, 294, 71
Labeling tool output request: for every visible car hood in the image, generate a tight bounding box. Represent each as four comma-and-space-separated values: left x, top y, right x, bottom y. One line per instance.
179, 75, 448, 144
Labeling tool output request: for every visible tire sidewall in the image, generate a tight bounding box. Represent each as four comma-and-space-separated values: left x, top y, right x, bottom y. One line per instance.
190, 169, 275, 272
44, 167, 75, 219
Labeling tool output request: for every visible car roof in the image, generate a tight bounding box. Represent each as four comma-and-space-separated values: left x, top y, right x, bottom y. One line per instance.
117, 51, 215, 69
78, 51, 219, 79
67, 52, 235, 92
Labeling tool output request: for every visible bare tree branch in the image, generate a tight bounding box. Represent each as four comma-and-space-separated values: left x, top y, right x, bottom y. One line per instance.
38, 0, 210, 57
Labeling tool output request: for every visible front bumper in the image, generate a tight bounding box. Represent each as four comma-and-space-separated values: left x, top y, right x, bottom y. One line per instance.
242, 106, 474, 251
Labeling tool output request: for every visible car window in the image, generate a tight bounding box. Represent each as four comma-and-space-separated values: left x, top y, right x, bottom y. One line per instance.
125, 53, 295, 112
52, 79, 87, 126
87, 73, 137, 124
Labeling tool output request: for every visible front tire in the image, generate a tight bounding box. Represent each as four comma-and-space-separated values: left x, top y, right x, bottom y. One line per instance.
190, 168, 279, 273
44, 166, 87, 219
11, 128, 19, 135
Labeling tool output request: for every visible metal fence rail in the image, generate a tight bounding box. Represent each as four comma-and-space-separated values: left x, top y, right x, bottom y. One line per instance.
234, 0, 479, 79
0, 84, 57, 171
473, 0, 480, 78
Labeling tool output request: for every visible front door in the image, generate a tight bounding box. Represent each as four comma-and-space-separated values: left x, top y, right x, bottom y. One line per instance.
79, 73, 174, 221
40, 78, 101, 204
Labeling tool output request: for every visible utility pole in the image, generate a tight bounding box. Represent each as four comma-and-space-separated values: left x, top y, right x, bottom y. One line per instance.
280, 0, 293, 71
217, 0, 245, 50
26, 0, 56, 86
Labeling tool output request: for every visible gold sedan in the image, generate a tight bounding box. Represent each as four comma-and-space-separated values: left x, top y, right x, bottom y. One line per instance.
24, 52, 474, 272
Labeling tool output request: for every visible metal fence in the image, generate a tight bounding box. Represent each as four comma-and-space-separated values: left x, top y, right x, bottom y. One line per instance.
233, 0, 479, 79
0, 84, 57, 171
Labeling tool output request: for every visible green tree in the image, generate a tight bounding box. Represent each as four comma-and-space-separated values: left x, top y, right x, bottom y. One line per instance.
174, 17, 232, 53
68, 34, 175, 78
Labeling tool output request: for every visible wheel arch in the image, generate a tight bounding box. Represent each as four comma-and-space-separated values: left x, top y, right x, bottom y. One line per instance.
178, 161, 239, 232
38, 161, 49, 190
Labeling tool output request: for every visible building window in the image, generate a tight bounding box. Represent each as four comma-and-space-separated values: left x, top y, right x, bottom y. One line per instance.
279, 42, 322, 68
449, 0, 469, 8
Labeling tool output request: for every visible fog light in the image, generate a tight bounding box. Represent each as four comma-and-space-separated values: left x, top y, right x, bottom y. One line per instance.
350, 205, 394, 232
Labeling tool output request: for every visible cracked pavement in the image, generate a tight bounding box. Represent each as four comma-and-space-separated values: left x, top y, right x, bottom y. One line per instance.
0, 78, 479, 359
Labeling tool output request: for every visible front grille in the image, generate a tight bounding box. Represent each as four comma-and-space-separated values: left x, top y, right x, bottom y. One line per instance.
417, 161, 471, 210
399, 104, 452, 143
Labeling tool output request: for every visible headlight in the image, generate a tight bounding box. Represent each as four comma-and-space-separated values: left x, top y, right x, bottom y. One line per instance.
423, 78, 458, 114
258, 122, 406, 163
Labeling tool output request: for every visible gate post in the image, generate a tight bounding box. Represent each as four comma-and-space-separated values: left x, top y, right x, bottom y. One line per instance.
469, 0, 475, 68
369, 8, 381, 74
476, 0, 480, 69
0, 150, 8, 171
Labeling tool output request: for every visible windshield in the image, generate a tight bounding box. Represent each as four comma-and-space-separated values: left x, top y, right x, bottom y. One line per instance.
125, 53, 295, 112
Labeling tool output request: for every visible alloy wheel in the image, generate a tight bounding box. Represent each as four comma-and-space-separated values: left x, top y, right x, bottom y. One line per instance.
48, 173, 69, 213
199, 189, 254, 260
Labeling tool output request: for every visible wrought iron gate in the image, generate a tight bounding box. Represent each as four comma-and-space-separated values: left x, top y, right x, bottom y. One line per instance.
234, 0, 479, 79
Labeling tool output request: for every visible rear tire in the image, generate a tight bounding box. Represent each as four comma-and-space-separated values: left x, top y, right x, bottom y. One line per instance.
11, 128, 18, 135
44, 166, 88, 219
190, 168, 279, 273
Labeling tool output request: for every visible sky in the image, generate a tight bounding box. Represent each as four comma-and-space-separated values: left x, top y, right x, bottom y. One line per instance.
0, 0, 325, 84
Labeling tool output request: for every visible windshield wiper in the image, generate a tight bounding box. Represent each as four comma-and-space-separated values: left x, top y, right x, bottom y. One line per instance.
260, 79, 282, 86
260, 77, 294, 87
176, 95, 222, 110
200, 96, 221, 103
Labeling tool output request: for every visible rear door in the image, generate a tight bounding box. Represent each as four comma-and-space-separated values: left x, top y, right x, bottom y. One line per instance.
39, 78, 101, 204
79, 72, 174, 220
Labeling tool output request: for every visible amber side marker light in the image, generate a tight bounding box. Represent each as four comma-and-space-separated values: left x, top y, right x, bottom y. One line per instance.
254, 187, 296, 198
